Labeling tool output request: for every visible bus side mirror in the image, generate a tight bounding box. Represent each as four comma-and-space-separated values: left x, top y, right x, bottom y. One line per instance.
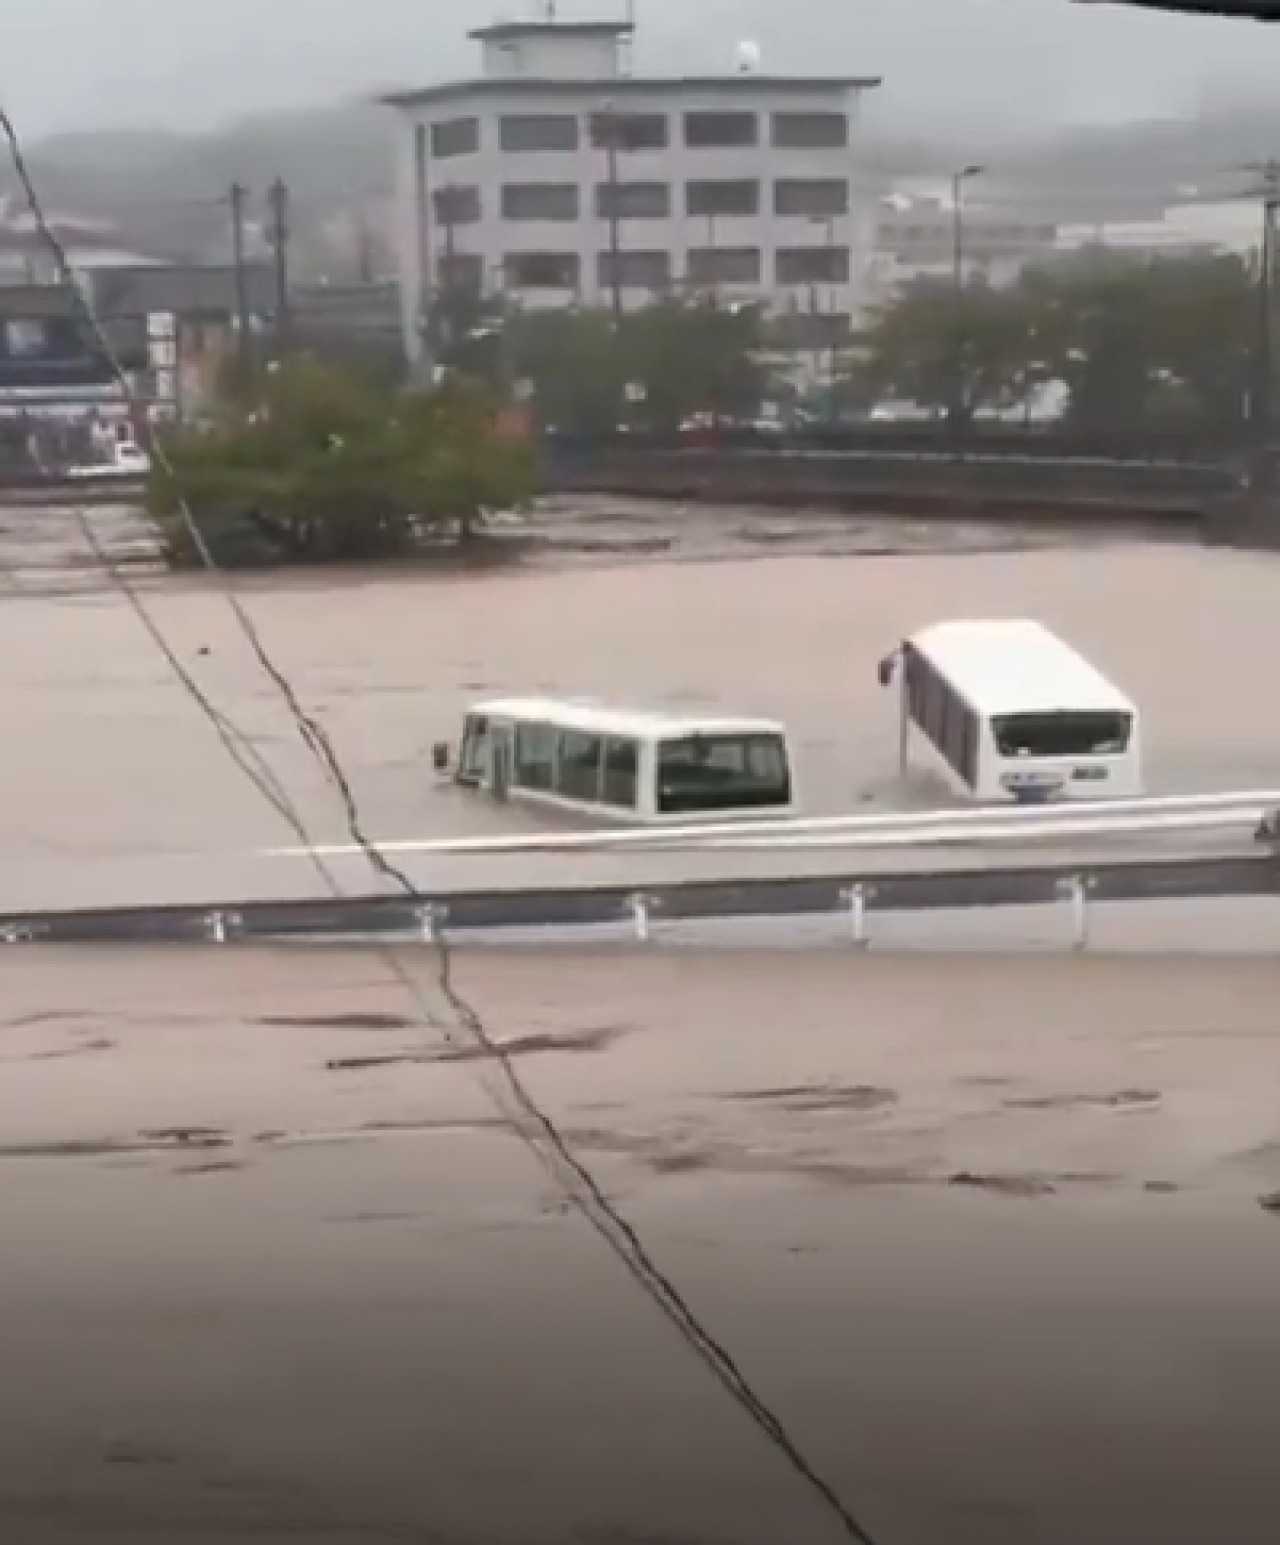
432, 741, 453, 775
877, 655, 897, 688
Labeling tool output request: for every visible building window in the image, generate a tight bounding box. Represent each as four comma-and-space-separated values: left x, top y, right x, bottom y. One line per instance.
430, 118, 480, 159
437, 253, 482, 292
597, 250, 672, 291
771, 112, 849, 149
596, 181, 671, 220
500, 114, 580, 153
432, 185, 481, 225
686, 180, 760, 218
774, 179, 849, 218
502, 183, 580, 222
687, 248, 762, 285
505, 252, 581, 290
589, 111, 669, 151
776, 247, 851, 284
684, 111, 758, 148
773, 311, 852, 350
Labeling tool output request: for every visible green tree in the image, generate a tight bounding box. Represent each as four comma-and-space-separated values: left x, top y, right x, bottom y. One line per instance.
624, 299, 769, 431
148, 357, 534, 568
855, 253, 1258, 435
497, 299, 770, 434
852, 278, 1042, 422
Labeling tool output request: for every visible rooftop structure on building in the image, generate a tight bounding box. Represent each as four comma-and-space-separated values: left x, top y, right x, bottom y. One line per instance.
380, 8, 882, 364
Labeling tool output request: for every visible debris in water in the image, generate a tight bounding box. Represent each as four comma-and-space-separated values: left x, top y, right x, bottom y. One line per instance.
949, 1171, 1057, 1198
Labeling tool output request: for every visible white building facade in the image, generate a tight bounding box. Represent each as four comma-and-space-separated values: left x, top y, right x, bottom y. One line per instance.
382, 18, 881, 365
865, 187, 1059, 301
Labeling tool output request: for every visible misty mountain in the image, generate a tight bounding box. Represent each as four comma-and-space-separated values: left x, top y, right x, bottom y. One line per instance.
5, 81, 1280, 278
12, 0, 1280, 139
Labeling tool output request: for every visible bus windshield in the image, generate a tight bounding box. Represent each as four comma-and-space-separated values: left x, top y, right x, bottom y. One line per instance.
656, 733, 791, 815
992, 711, 1133, 759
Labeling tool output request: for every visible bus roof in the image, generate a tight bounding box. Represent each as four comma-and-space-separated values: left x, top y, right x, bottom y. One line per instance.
469, 697, 788, 741
906, 619, 1136, 718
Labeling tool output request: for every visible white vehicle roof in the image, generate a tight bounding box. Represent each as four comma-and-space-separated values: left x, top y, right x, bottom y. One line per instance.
469, 697, 787, 741
907, 619, 1135, 718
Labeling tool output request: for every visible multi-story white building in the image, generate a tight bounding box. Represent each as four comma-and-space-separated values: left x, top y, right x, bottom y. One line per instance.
865, 186, 1059, 299
381, 14, 881, 365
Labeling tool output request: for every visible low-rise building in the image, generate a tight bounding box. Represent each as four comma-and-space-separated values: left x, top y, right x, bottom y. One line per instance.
381, 11, 881, 366
865, 185, 1058, 299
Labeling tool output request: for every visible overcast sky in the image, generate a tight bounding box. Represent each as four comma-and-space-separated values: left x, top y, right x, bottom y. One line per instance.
6, 0, 1280, 137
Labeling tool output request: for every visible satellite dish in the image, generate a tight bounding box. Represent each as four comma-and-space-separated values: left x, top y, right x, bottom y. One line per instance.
734, 39, 762, 73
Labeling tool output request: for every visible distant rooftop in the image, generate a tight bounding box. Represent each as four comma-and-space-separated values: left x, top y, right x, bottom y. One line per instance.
382, 73, 881, 110
469, 18, 635, 40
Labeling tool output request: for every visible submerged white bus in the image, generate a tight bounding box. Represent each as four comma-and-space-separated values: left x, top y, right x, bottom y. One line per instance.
877, 619, 1142, 803
439, 698, 798, 824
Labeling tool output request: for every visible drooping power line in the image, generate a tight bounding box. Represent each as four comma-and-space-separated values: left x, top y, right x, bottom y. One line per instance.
0, 102, 886, 1545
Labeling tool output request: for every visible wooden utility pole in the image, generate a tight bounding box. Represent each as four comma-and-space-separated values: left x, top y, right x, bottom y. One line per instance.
229, 182, 252, 372
267, 178, 292, 356
591, 109, 625, 326
1255, 161, 1279, 490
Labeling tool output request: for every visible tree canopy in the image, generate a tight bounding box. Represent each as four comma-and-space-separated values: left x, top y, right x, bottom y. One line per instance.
852, 252, 1261, 434
436, 298, 771, 435
148, 357, 535, 568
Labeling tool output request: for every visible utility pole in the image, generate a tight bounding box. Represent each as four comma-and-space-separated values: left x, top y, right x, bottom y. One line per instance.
950, 163, 984, 431
1245, 159, 1280, 496
229, 182, 252, 374
436, 184, 461, 363
413, 123, 432, 378
591, 108, 625, 326
267, 178, 291, 357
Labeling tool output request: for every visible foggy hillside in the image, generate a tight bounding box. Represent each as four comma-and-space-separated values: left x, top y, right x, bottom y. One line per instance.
11, 0, 1280, 137
7, 94, 1279, 243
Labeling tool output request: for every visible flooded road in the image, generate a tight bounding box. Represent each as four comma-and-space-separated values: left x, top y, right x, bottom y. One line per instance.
0, 524, 1277, 914
1, 947, 1280, 1544
2, 524, 1280, 1540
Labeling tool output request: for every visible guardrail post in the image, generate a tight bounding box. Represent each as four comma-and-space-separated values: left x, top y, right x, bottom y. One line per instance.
418, 904, 443, 945
629, 893, 654, 944
841, 884, 870, 949
1057, 875, 1091, 952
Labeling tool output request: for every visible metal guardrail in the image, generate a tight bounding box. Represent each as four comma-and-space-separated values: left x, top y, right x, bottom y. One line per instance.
3, 850, 1276, 951
271, 789, 1280, 860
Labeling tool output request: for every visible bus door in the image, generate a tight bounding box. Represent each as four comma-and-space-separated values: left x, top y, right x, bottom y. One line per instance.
488, 722, 514, 802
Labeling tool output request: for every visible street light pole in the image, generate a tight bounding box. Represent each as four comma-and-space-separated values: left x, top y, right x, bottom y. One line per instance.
591, 107, 626, 326
811, 214, 839, 421
1256, 162, 1279, 492
950, 163, 985, 430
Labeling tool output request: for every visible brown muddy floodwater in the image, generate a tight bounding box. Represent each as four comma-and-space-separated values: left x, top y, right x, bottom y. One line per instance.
1, 517, 1280, 1541
0, 517, 1277, 909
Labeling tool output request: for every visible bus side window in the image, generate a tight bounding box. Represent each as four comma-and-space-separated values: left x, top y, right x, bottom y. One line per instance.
602, 737, 639, 809
515, 722, 555, 791
556, 731, 605, 804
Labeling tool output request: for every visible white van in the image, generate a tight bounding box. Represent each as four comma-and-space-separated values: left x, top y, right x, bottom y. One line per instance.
878, 619, 1142, 803
440, 698, 798, 824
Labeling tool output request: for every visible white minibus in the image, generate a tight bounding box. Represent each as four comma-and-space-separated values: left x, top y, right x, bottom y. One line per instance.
438, 698, 798, 823
877, 619, 1142, 803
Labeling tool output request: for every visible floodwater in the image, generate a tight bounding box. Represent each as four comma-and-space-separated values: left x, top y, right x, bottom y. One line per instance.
1, 946, 1280, 1545
2, 516, 1280, 1540
0, 514, 1277, 912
